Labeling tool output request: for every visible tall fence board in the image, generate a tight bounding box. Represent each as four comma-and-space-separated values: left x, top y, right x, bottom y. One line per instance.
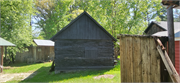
118, 35, 161, 82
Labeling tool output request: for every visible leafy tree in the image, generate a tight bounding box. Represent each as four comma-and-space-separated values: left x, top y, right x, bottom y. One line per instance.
70, 0, 163, 37
158, 7, 167, 21
174, 9, 180, 22
154, 6, 180, 22
35, 0, 165, 38
34, 0, 73, 39
0, 0, 36, 63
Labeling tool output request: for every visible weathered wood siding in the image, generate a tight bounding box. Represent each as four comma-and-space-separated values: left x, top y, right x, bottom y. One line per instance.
146, 24, 166, 35
16, 46, 54, 63
52, 12, 115, 72
55, 39, 114, 71
54, 14, 111, 40
0, 47, 2, 66
16, 47, 33, 62
119, 35, 161, 82
36, 46, 54, 62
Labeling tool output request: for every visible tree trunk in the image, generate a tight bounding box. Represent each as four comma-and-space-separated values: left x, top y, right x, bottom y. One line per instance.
4, 47, 7, 61
11, 52, 14, 63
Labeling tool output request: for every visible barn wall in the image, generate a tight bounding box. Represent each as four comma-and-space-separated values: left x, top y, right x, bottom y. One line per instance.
55, 39, 114, 71
16, 46, 54, 63
36, 46, 54, 62
119, 35, 161, 82
146, 24, 166, 35
55, 14, 111, 40
16, 47, 33, 62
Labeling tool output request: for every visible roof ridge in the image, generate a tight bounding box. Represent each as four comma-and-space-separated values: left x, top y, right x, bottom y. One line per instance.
50, 11, 116, 41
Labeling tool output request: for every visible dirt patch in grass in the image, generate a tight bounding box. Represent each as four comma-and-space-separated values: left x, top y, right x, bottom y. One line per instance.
0, 72, 36, 82
93, 74, 114, 79
3, 66, 18, 69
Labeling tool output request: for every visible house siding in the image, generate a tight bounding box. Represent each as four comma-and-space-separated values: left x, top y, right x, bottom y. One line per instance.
175, 41, 180, 75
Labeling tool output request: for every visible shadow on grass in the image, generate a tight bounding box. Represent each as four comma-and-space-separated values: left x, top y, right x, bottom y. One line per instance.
21, 66, 112, 82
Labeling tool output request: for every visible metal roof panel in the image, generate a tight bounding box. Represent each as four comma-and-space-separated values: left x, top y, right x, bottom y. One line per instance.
152, 31, 180, 38
0, 37, 16, 46
33, 39, 54, 46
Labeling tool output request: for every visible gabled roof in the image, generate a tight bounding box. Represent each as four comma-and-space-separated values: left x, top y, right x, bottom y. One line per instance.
152, 31, 168, 37
0, 37, 16, 46
33, 39, 54, 46
152, 30, 180, 40
145, 21, 180, 37
50, 11, 116, 41
144, 21, 167, 33
144, 21, 180, 33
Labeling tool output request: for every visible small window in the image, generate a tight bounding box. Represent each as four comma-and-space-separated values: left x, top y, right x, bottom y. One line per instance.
38, 48, 41, 52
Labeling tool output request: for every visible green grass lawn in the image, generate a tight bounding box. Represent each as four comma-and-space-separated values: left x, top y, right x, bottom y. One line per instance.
4, 61, 120, 83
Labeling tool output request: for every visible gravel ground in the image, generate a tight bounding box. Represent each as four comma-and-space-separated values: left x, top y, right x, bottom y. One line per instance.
93, 74, 114, 79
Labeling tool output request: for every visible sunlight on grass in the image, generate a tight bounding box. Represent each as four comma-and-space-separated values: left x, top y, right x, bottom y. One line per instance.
4, 62, 52, 73
117, 55, 120, 59
4, 61, 120, 83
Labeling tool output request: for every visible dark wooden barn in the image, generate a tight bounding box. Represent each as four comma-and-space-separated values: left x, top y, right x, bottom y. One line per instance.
51, 11, 116, 73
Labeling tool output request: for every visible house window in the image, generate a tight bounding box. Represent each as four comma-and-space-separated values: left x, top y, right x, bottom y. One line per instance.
38, 48, 41, 52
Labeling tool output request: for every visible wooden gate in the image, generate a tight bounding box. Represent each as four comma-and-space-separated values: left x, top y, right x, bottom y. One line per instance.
118, 35, 161, 82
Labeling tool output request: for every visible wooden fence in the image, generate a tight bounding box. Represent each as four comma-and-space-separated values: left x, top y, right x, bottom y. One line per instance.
16, 46, 54, 63
118, 35, 161, 82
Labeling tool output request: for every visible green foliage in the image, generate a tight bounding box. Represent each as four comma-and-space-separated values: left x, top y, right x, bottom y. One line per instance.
112, 60, 120, 71
35, 0, 164, 39
0, 0, 167, 58
0, 0, 36, 55
36, 36, 44, 39
156, 7, 180, 22
34, 0, 73, 39
172, 9, 180, 22
69, 0, 163, 37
